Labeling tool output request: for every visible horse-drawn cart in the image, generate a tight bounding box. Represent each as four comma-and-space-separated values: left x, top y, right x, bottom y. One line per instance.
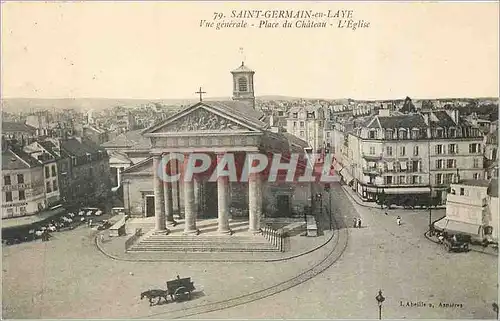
167, 276, 195, 302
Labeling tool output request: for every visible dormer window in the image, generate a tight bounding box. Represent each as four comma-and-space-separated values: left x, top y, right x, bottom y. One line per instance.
385, 129, 394, 140
436, 128, 444, 138
292, 113, 298, 118
411, 129, 419, 139
369, 130, 376, 139
449, 128, 456, 137
71, 156, 77, 166
399, 129, 408, 139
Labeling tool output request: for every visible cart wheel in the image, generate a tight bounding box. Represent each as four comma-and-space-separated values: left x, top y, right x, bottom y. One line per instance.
174, 287, 187, 301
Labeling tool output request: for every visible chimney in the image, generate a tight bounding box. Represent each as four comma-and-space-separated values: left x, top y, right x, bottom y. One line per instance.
422, 113, 429, 125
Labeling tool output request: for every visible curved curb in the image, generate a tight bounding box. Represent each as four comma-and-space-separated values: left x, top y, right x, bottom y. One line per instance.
95, 228, 336, 263
424, 231, 498, 257
134, 216, 349, 319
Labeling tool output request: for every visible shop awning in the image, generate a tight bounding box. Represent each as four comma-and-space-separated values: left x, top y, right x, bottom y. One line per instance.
433, 218, 481, 236
2, 206, 66, 230
339, 169, 354, 185
400, 161, 407, 170
387, 162, 394, 171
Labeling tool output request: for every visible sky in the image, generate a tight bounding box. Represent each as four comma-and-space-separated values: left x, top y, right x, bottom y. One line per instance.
1, 1, 499, 100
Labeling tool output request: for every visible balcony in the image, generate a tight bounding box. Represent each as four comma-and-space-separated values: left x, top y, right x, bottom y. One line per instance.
446, 194, 488, 207
2, 183, 32, 191
361, 152, 382, 161
363, 167, 381, 176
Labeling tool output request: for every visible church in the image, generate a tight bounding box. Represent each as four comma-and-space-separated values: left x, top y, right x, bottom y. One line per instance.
119, 62, 315, 236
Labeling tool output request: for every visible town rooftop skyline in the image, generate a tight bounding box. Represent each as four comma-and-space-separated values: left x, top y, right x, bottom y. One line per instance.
1, 2, 498, 100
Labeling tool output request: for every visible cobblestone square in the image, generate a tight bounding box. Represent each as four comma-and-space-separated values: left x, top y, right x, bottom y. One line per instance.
2, 184, 497, 319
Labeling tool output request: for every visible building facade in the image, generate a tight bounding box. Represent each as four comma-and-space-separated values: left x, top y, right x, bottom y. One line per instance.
58, 138, 112, 207
333, 109, 485, 204
286, 105, 327, 153
2, 148, 46, 218
23, 141, 61, 207
434, 179, 496, 242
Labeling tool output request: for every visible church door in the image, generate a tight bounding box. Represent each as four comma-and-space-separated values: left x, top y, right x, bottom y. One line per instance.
202, 182, 218, 218
145, 196, 155, 217
276, 195, 291, 217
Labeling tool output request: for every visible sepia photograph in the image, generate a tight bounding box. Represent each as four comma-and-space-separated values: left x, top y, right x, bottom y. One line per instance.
1, 1, 499, 319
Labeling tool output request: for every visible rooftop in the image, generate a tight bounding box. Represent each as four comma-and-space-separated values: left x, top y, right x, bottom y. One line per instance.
101, 129, 150, 149
38, 140, 60, 158
2, 122, 37, 133
431, 111, 457, 127
60, 138, 106, 157
231, 62, 254, 73
2, 148, 41, 170
456, 179, 491, 188
369, 114, 427, 129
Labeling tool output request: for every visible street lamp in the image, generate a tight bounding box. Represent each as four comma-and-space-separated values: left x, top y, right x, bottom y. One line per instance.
375, 289, 385, 320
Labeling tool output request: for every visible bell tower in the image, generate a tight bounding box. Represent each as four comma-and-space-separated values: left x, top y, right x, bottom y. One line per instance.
231, 61, 255, 109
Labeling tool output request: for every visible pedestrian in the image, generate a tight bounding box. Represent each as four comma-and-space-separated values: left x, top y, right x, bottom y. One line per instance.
357, 218, 362, 228
89, 219, 93, 227
100, 234, 105, 243
396, 216, 401, 226
353, 217, 357, 228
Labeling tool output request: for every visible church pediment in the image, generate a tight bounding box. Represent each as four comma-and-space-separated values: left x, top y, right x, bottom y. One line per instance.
144, 104, 261, 135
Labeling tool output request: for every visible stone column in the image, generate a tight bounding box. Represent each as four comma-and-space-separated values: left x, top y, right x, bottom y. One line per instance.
163, 154, 176, 226
194, 178, 200, 216
217, 153, 232, 234
171, 159, 181, 219
153, 155, 168, 234
116, 167, 121, 188
183, 154, 198, 234
248, 173, 262, 234
123, 180, 130, 214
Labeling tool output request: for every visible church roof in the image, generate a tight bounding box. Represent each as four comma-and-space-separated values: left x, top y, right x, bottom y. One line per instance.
143, 100, 268, 134
204, 101, 267, 129
231, 62, 254, 73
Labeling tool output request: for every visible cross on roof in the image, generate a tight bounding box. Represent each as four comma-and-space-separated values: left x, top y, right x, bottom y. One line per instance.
239, 47, 246, 65
195, 87, 206, 102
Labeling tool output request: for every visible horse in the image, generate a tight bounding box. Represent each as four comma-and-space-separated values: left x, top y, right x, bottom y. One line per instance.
140, 289, 169, 306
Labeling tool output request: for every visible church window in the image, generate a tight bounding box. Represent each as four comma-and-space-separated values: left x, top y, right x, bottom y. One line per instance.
238, 77, 248, 92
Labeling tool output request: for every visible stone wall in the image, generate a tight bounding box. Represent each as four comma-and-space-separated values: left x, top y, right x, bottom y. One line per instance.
123, 174, 153, 217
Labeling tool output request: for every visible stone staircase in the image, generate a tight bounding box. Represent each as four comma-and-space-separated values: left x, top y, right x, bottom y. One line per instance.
127, 233, 280, 253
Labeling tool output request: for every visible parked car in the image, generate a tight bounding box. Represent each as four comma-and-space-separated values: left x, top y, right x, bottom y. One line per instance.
97, 220, 112, 230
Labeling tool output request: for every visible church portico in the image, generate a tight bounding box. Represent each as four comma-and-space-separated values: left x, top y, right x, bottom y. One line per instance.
120, 63, 314, 251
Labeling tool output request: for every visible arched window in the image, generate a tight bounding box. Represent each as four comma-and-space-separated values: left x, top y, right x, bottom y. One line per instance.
238, 77, 248, 92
